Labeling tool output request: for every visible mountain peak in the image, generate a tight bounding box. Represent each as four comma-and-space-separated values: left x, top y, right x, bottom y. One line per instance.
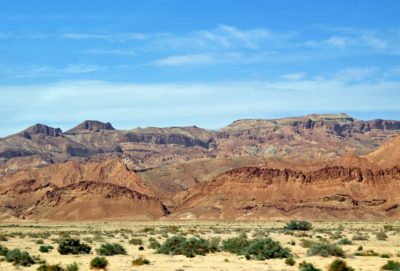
21, 124, 63, 138
66, 120, 115, 133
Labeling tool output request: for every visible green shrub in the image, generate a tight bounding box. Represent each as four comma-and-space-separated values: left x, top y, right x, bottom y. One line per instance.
129, 238, 143, 245
148, 237, 161, 249
381, 253, 392, 258
65, 263, 79, 271
244, 238, 291, 260
284, 220, 312, 231
0, 244, 9, 256
158, 235, 212, 258
299, 261, 321, 271
285, 257, 296, 266
58, 238, 91, 255
376, 231, 388, 241
337, 238, 352, 245
5, 249, 35, 266
307, 241, 345, 257
39, 245, 54, 253
382, 260, 400, 270
96, 243, 127, 256
90, 256, 108, 269
328, 259, 354, 271
132, 257, 151, 266
222, 233, 250, 254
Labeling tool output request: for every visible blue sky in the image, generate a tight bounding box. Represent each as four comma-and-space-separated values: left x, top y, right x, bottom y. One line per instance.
0, 0, 400, 136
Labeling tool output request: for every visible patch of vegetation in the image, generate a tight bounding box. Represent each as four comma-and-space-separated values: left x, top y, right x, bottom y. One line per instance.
132, 257, 151, 266
328, 259, 355, 271
39, 245, 54, 253
148, 237, 161, 249
157, 235, 212, 258
337, 238, 352, 245
352, 233, 369, 241
222, 233, 291, 260
382, 260, 400, 270
285, 257, 296, 266
96, 243, 127, 256
376, 231, 388, 241
90, 256, 108, 269
5, 248, 35, 267
0, 244, 9, 255
244, 238, 292, 260
58, 238, 91, 255
284, 220, 312, 231
307, 241, 345, 257
129, 238, 143, 245
299, 261, 321, 271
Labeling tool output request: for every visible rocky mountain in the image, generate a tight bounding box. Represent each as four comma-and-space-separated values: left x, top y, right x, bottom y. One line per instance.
1, 114, 400, 171
0, 113, 399, 221
0, 158, 168, 221
172, 165, 400, 220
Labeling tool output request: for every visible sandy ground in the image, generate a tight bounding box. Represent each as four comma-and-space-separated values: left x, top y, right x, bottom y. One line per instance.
0, 221, 399, 271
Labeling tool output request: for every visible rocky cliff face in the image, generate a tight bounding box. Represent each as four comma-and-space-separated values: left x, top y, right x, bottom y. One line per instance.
0, 158, 167, 220
172, 165, 400, 220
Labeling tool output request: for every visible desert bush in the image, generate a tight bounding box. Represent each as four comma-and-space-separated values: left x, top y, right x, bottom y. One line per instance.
285, 257, 296, 266
5, 248, 35, 266
382, 260, 400, 270
157, 235, 211, 257
0, 244, 9, 255
381, 253, 392, 258
148, 237, 161, 249
96, 243, 127, 256
376, 231, 388, 241
337, 238, 352, 245
222, 233, 250, 254
132, 257, 151, 266
307, 241, 345, 257
352, 233, 369, 241
90, 256, 108, 269
0, 234, 8, 241
39, 245, 54, 253
58, 238, 91, 255
299, 261, 321, 271
65, 263, 79, 271
284, 220, 312, 231
129, 238, 143, 245
328, 259, 354, 271
300, 239, 314, 248
244, 238, 291, 260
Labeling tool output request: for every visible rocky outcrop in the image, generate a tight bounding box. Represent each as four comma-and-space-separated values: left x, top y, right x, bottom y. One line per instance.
27, 181, 168, 220
21, 124, 63, 138
66, 120, 115, 133
173, 165, 400, 220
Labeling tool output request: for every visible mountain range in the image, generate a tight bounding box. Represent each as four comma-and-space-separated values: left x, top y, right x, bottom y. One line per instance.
0, 113, 400, 221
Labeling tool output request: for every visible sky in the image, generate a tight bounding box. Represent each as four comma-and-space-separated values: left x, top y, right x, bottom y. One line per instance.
0, 0, 400, 136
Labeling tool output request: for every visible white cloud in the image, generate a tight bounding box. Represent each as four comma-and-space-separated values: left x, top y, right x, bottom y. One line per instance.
280, 72, 307, 81
331, 67, 377, 82
59, 32, 157, 42
151, 54, 215, 66
82, 49, 136, 56
325, 36, 353, 47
